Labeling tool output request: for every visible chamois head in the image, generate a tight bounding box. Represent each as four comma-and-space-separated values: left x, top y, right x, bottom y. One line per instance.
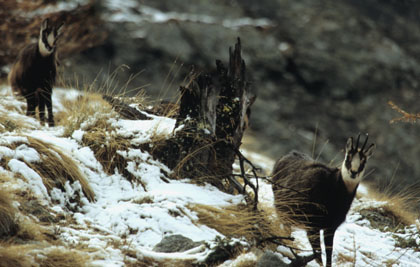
38, 18, 64, 56
341, 134, 375, 191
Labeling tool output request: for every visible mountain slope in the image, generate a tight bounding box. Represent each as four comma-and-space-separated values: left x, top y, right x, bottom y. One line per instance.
0, 86, 419, 266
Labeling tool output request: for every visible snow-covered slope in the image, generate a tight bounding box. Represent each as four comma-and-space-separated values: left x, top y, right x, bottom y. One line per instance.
0, 87, 419, 266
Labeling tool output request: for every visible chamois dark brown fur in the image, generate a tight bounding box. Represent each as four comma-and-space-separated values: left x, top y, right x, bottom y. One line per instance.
8, 18, 63, 127
272, 135, 375, 267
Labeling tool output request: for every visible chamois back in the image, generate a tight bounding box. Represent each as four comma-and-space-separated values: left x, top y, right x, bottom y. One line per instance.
271, 135, 375, 267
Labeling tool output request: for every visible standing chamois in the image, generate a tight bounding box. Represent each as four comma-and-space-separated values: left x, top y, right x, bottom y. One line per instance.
272, 134, 375, 267
8, 18, 63, 127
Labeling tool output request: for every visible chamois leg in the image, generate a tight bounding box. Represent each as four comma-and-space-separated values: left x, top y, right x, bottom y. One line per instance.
308, 228, 323, 265
25, 92, 37, 118
44, 88, 54, 127
324, 227, 336, 267
38, 88, 46, 124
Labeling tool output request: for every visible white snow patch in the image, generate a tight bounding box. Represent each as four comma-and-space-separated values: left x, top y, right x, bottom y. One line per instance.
8, 159, 50, 202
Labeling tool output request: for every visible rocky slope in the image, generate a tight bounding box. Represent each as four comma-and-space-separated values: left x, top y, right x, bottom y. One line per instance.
0, 87, 419, 266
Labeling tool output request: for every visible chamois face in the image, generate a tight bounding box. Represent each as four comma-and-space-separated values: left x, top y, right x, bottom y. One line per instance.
341, 134, 375, 191
38, 18, 63, 56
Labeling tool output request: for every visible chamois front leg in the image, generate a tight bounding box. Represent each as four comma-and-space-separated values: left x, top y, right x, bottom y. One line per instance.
324, 227, 336, 267
38, 88, 46, 124
308, 228, 323, 265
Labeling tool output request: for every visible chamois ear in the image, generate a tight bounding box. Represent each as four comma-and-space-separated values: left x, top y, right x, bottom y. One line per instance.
365, 143, 375, 158
346, 137, 353, 152
56, 22, 64, 36
41, 18, 49, 31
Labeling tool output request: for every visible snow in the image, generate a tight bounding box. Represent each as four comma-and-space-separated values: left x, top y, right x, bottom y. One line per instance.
0, 87, 419, 266
8, 158, 50, 202
13, 0, 90, 18
103, 0, 274, 29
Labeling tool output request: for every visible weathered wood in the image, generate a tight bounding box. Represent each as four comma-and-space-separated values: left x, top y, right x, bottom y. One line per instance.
151, 38, 256, 194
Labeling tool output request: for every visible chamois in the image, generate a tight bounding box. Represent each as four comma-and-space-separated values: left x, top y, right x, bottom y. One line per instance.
8, 18, 63, 127
272, 134, 375, 267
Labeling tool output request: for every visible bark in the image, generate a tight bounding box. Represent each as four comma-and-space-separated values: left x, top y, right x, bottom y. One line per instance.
153, 38, 256, 192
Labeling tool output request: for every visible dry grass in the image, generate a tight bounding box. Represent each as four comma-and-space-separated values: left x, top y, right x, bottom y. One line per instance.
14, 218, 51, 242
0, 97, 34, 132
26, 137, 95, 203
0, 244, 34, 267
364, 183, 420, 228
190, 203, 293, 249
1, 137, 95, 204
81, 119, 136, 182
0, 175, 55, 243
57, 92, 113, 137
125, 257, 195, 267
35, 247, 90, 267
0, 244, 91, 267
0, 188, 19, 239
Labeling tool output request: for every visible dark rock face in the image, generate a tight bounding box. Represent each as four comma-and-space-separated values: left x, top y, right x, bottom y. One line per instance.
153, 235, 201, 253
62, 0, 420, 201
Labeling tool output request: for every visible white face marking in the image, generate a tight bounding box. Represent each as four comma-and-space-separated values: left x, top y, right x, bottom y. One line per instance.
38, 30, 56, 57
351, 153, 361, 173
341, 153, 364, 192
47, 32, 55, 47
38, 37, 52, 56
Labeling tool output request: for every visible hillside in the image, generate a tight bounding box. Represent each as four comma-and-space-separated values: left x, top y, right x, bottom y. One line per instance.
1, 0, 420, 204
0, 86, 419, 266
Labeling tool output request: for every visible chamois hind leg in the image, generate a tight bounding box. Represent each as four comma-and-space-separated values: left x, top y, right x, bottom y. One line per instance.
324, 227, 336, 267
37, 88, 46, 124
308, 228, 323, 265
25, 91, 38, 118
43, 87, 54, 127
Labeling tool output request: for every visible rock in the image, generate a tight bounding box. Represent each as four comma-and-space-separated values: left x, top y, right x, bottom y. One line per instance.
153, 235, 202, 253
257, 251, 288, 267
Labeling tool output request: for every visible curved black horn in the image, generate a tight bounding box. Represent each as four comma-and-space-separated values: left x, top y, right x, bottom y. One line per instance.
361, 134, 369, 151
355, 134, 361, 150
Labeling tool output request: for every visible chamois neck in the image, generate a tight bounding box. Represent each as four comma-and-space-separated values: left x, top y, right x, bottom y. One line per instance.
340, 163, 361, 193
342, 177, 359, 193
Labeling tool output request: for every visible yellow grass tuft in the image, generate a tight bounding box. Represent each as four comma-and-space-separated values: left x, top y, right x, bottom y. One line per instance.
0, 188, 19, 239
0, 244, 91, 267
1, 137, 95, 204
362, 184, 419, 228
81, 120, 135, 182
34, 247, 90, 267
15, 218, 50, 242
0, 244, 34, 267
25, 137, 95, 203
56, 92, 113, 137
190, 203, 293, 248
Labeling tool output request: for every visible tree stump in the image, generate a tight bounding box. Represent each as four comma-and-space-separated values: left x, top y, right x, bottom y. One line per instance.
153, 38, 256, 193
